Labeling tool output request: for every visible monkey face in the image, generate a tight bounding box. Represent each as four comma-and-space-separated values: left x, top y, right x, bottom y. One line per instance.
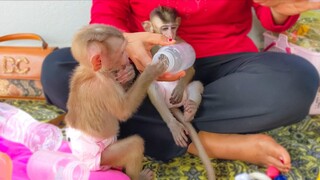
151, 17, 179, 40
159, 24, 178, 40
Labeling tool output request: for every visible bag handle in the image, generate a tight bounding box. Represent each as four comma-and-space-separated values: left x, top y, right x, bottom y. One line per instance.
0, 33, 49, 49
263, 33, 292, 54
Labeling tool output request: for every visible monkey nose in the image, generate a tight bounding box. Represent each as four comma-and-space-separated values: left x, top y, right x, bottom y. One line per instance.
165, 35, 173, 41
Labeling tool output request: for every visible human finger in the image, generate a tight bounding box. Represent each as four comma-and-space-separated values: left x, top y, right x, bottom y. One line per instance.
253, 0, 285, 7
144, 33, 176, 48
157, 71, 186, 81
287, 1, 320, 14
127, 45, 152, 72
124, 32, 175, 48
300, 1, 320, 11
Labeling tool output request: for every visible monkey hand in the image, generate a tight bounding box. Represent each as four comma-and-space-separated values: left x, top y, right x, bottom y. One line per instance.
170, 84, 185, 105
116, 63, 136, 85
144, 60, 168, 78
167, 119, 189, 147
184, 100, 199, 122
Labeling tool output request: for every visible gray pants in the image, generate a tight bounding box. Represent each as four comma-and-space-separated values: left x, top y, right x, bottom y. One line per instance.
41, 48, 319, 161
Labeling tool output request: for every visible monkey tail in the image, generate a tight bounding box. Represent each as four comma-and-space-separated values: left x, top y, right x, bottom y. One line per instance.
171, 108, 216, 180
184, 122, 216, 180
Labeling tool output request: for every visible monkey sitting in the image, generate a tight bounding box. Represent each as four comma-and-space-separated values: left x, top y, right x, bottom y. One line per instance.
65, 24, 166, 180
142, 6, 216, 180
142, 6, 203, 148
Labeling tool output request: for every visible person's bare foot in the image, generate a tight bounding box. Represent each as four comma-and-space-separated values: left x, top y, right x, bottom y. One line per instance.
139, 168, 154, 180
187, 131, 291, 172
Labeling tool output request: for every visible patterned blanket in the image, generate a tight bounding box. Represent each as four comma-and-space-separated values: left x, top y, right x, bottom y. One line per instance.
1, 99, 319, 180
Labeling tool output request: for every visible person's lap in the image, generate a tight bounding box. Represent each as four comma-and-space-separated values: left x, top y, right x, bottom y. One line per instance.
193, 52, 319, 133
41, 47, 78, 111
41, 48, 319, 161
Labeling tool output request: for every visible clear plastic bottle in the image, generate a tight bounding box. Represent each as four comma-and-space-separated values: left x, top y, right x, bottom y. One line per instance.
0, 102, 63, 152
152, 42, 196, 73
27, 150, 90, 180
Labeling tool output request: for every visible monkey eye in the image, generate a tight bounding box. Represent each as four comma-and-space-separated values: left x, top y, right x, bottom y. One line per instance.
160, 25, 178, 32
161, 27, 169, 31
171, 26, 177, 30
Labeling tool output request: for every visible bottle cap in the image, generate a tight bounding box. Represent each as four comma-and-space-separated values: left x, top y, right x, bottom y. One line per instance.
63, 161, 90, 180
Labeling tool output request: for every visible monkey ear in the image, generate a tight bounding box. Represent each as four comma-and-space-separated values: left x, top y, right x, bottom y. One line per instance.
142, 21, 153, 32
91, 54, 102, 71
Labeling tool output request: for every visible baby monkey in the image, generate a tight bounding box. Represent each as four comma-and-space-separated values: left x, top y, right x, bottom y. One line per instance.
65, 24, 166, 180
143, 6, 215, 180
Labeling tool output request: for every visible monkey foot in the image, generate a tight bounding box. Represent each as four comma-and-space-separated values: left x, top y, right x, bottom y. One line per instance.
184, 100, 198, 122
139, 168, 154, 180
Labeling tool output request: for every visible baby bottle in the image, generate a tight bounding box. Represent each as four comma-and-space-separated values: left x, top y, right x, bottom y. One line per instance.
0, 102, 63, 152
152, 42, 196, 73
27, 150, 90, 180
0, 152, 13, 180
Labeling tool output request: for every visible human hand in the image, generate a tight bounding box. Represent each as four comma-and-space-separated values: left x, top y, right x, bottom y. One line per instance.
158, 71, 186, 81
254, 0, 320, 16
124, 32, 186, 81
124, 32, 175, 71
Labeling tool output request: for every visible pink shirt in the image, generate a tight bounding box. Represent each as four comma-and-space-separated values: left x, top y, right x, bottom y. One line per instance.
90, 0, 299, 58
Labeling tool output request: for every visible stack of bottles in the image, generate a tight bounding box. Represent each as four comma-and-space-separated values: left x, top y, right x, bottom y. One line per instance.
0, 102, 62, 152
0, 102, 90, 180
27, 150, 90, 180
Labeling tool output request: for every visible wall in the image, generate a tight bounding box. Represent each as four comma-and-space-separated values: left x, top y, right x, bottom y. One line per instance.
0, 1, 91, 47
0, 1, 265, 48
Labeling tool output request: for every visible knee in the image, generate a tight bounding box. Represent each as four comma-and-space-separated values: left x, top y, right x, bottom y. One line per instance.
189, 81, 204, 93
287, 55, 319, 101
40, 47, 76, 111
127, 135, 145, 154
269, 55, 319, 117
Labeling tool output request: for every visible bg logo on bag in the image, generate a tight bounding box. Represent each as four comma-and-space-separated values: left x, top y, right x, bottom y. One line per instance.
2, 56, 30, 74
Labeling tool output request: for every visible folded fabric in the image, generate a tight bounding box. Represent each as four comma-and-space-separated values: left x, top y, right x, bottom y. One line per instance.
0, 137, 129, 180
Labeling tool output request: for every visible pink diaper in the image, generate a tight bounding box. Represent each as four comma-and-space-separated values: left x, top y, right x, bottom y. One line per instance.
66, 128, 117, 171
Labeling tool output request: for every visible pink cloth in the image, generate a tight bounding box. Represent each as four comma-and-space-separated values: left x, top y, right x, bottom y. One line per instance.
0, 136, 129, 180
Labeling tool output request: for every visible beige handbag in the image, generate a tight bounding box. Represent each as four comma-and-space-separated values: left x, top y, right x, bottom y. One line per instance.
0, 33, 57, 99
